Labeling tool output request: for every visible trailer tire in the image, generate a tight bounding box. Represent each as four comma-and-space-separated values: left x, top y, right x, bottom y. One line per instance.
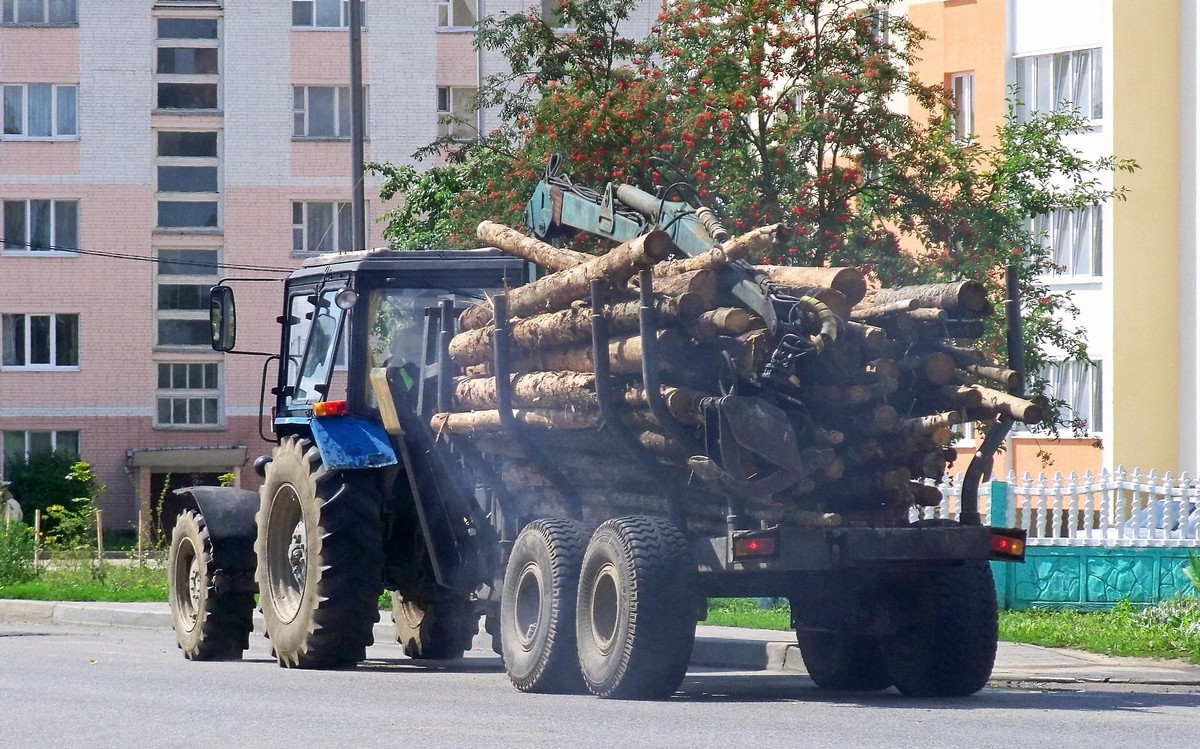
392, 592, 476, 660
576, 516, 696, 700
168, 509, 253, 660
796, 630, 891, 691
884, 557, 998, 697
501, 518, 588, 693
256, 436, 384, 669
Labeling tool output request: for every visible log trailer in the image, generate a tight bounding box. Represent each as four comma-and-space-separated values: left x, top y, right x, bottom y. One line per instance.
165, 161, 1027, 699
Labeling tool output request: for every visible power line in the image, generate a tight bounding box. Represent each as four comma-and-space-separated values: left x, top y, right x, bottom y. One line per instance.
0, 236, 295, 275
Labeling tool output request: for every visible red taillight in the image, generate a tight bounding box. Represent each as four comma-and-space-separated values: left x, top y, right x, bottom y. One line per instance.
732, 531, 778, 560
990, 532, 1025, 560
313, 400, 349, 418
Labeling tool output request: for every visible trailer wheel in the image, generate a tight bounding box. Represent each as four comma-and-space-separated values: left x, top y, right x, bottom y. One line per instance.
392, 592, 476, 660
168, 509, 253, 660
501, 518, 588, 693
884, 558, 998, 697
256, 436, 384, 668
576, 516, 696, 699
796, 630, 891, 691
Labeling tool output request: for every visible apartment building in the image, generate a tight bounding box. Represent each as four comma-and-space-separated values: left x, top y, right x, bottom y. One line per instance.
904, 0, 1188, 478
0, 0, 647, 533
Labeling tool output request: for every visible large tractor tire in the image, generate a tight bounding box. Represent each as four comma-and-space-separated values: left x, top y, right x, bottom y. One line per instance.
796, 630, 892, 691
167, 509, 253, 660
576, 516, 696, 700
256, 436, 384, 669
501, 518, 588, 693
884, 558, 999, 697
391, 592, 477, 660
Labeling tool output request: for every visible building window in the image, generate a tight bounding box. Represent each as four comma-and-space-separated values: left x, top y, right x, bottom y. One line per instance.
1033, 205, 1102, 277
950, 72, 973, 142
3, 199, 79, 254
1015, 47, 1102, 123
293, 86, 366, 139
156, 249, 219, 347
1043, 359, 1102, 433
3, 83, 77, 138
292, 0, 366, 29
156, 130, 220, 231
1, 0, 76, 25
436, 86, 476, 140
156, 362, 222, 427
155, 17, 220, 111
293, 201, 352, 255
437, 0, 476, 27
2, 313, 79, 369
2, 430, 79, 480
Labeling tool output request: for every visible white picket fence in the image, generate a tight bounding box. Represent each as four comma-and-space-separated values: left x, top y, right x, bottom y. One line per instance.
909, 468, 1200, 547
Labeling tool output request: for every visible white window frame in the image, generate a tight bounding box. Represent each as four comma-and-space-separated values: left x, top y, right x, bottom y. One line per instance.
293, 85, 367, 139
291, 0, 366, 29
436, 0, 476, 28
1014, 47, 1103, 123
950, 72, 974, 142
293, 200, 354, 255
1, 312, 79, 370
436, 86, 477, 140
2, 429, 80, 481
155, 248, 221, 349
1, 0, 76, 25
2, 83, 78, 139
2, 199, 79, 255
155, 130, 222, 232
1041, 359, 1102, 435
154, 15, 221, 112
155, 361, 224, 429
1033, 205, 1102, 279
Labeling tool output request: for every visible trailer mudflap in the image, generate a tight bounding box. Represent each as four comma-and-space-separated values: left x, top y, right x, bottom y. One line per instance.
696, 525, 1018, 574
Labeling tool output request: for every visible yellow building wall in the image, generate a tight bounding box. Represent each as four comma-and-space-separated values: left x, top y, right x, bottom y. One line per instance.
1110, 2, 1180, 475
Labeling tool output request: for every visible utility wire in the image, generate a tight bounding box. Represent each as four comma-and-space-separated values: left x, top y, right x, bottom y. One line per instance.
0, 235, 295, 275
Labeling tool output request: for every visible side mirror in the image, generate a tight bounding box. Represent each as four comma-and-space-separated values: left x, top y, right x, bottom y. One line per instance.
210, 285, 237, 352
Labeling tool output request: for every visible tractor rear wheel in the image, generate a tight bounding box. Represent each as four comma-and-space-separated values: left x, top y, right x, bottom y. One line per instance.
884, 558, 999, 697
501, 518, 588, 693
168, 509, 253, 660
576, 516, 696, 699
256, 436, 384, 668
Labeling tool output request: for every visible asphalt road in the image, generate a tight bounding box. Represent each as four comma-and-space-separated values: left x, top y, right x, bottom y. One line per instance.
3, 623, 1199, 749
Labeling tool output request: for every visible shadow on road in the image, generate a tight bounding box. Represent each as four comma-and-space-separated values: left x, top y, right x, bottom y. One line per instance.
673, 671, 1200, 711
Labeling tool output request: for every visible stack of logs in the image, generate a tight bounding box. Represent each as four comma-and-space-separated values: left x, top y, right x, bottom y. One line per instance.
429, 220, 1043, 536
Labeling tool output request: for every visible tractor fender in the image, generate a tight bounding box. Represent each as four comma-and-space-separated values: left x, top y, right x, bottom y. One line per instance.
310, 415, 398, 471
163, 486, 259, 591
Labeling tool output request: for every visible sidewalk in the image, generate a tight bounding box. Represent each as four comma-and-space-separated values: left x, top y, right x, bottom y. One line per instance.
4, 599, 1200, 687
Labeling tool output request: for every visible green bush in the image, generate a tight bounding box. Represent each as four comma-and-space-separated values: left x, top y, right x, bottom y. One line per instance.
41, 462, 104, 552
4, 449, 90, 526
0, 520, 37, 585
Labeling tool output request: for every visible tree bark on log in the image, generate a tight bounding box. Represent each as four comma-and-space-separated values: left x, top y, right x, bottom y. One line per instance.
477, 220, 591, 271
751, 265, 867, 306
973, 385, 1044, 424
453, 372, 597, 411
864, 280, 992, 317
513, 329, 685, 375
652, 224, 787, 277
459, 229, 679, 330
431, 408, 600, 435
449, 294, 696, 367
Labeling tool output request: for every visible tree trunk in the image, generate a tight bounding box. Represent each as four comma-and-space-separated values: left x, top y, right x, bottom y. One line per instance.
431, 408, 599, 435
653, 223, 787, 276
453, 371, 597, 411
864, 280, 992, 317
